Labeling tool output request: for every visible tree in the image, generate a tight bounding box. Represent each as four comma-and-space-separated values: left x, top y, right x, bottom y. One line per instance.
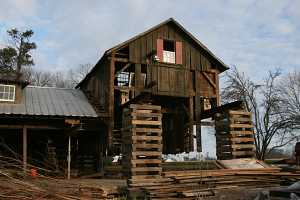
277, 71, 300, 130
23, 67, 53, 87
0, 28, 36, 74
22, 63, 92, 88
0, 47, 17, 70
222, 67, 299, 160
67, 63, 92, 86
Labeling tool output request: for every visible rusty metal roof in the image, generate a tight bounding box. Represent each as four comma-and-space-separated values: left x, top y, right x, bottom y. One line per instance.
0, 86, 97, 118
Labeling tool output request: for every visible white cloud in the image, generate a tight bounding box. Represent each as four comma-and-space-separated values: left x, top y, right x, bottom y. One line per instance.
0, 0, 299, 79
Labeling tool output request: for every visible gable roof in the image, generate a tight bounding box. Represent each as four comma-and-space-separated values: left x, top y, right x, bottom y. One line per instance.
0, 86, 97, 118
106, 18, 229, 71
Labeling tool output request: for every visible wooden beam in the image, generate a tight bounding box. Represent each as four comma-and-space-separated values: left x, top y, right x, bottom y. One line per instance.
108, 57, 129, 63
116, 63, 131, 75
107, 52, 116, 149
202, 72, 217, 89
23, 126, 27, 173
189, 97, 194, 152
0, 125, 59, 129
135, 63, 142, 96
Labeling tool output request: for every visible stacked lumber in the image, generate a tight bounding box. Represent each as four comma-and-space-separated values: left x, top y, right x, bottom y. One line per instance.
138, 168, 300, 199
121, 104, 164, 198
215, 110, 255, 160
0, 156, 126, 200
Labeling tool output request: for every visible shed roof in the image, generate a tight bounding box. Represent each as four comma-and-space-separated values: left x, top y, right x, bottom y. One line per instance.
0, 86, 98, 118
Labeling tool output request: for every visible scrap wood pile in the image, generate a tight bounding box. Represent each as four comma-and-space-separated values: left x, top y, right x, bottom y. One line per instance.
128, 168, 300, 199
0, 156, 124, 200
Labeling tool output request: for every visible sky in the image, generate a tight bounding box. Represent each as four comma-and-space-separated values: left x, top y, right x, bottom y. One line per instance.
0, 0, 299, 79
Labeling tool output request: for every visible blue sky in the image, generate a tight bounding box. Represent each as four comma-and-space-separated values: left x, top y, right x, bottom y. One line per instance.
0, 0, 299, 79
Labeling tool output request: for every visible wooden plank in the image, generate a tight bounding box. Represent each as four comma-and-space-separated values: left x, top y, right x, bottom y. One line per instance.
231, 137, 254, 143
131, 167, 162, 172
131, 135, 162, 141
132, 151, 162, 156
129, 104, 161, 110
134, 128, 162, 133
230, 124, 253, 128
131, 112, 162, 118
231, 144, 255, 150
229, 111, 252, 116
131, 120, 162, 126
131, 159, 161, 165
230, 131, 254, 136
130, 175, 162, 180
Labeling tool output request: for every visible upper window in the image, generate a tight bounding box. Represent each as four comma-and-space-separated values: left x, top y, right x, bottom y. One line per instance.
0, 84, 16, 102
157, 39, 182, 65
163, 40, 175, 64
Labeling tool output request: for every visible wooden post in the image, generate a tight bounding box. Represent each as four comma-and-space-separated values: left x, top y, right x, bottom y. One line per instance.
189, 97, 194, 152
135, 63, 141, 96
23, 126, 27, 173
67, 135, 71, 180
108, 53, 116, 150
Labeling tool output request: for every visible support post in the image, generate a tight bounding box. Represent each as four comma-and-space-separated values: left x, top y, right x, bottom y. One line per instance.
108, 52, 116, 150
23, 126, 27, 173
189, 97, 194, 152
67, 135, 71, 180
135, 63, 141, 96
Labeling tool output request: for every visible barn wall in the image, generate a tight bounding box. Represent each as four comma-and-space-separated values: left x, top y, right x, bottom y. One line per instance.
128, 23, 220, 71
81, 59, 109, 114
127, 23, 220, 98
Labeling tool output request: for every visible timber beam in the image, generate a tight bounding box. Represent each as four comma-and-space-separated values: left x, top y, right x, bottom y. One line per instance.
108, 57, 129, 63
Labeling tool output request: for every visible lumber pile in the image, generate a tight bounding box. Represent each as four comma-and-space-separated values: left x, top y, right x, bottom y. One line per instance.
122, 104, 164, 198
215, 110, 256, 160
132, 168, 300, 199
0, 156, 126, 200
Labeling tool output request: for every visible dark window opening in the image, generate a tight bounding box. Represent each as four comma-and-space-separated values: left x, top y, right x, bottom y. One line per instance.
163, 40, 175, 52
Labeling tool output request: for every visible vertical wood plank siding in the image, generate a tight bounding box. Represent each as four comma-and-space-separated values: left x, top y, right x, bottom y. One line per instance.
127, 23, 219, 72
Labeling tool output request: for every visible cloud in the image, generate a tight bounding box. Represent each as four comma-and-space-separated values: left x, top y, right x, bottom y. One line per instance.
0, 0, 299, 79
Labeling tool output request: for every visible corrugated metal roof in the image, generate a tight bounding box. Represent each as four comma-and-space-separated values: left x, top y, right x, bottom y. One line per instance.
0, 86, 98, 118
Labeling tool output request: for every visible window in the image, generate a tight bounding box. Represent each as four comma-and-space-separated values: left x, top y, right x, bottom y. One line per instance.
157, 39, 182, 64
0, 84, 15, 102
163, 40, 175, 63
116, 72, 130, 86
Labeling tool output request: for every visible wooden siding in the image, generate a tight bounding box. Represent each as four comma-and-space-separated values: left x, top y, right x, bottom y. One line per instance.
128, 23, 219, 71
81, 59, 109, 114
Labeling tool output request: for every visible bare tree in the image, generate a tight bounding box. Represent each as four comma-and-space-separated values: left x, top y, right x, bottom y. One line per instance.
222, 67, 299, 160
277, 71, 300, 130
67, 63, 92, 86
22, 67, 53, 87
21, 63, 92, 88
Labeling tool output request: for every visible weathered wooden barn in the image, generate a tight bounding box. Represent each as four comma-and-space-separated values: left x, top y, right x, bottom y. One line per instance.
77, 18, 229, 155
0, 19, 255, 180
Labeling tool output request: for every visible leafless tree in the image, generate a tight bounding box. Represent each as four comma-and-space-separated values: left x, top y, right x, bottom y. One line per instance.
22, 67, 53, 87
67, 63, 92, 86
277, 71, 300, 130
22, 63, 92, 88
222, 67, 299, 160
